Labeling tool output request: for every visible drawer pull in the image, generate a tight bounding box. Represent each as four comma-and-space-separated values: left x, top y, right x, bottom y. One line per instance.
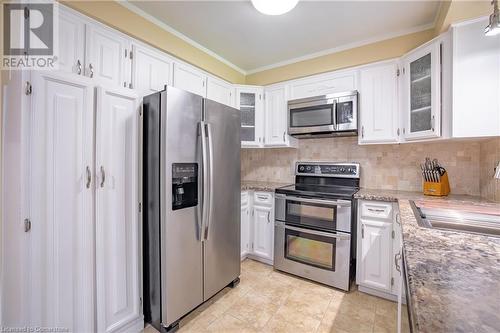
367, 208, 385, 213
257, 195, 268, 200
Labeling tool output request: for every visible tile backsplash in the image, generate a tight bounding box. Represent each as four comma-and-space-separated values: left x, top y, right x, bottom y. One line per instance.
480, 137, 500, 202
241, 137, 499, 199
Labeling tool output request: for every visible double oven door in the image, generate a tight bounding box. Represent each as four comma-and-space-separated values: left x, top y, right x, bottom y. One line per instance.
274, 194, 352, 291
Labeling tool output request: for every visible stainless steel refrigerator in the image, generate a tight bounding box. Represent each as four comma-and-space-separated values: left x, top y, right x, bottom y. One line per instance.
142, 86, 241, 332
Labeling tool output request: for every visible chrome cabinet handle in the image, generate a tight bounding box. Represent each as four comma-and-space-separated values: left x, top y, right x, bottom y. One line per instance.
77, 60, 82, 75
89, 63, 94, 78
267, 211, 270, 223
361, 125, 365, 138
85, 166, 91, 188
395, 251, 402, 273
395, 212, 401, 225
100, 166, 105, 188
282, 131, 285, 142
257, 195, 268, 200
431, 115, 435, 132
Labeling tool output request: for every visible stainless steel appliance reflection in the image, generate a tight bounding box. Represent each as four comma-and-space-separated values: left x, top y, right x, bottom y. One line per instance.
274, 162, 360, 291
143, 86, 241, 332
287, 91, 358, 138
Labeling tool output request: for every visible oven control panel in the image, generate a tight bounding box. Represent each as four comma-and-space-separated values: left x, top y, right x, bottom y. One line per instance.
296, 162, 360, 178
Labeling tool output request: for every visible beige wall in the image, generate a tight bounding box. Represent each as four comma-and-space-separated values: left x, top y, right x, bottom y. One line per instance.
61, 1, 246, 84
242, 138, 493, 198
434, 0, 492, 35
480, 138, 500, 202
245, 29, 435, 86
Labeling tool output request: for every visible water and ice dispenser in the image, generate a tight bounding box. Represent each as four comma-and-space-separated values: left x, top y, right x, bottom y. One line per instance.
172, 163, 198, 210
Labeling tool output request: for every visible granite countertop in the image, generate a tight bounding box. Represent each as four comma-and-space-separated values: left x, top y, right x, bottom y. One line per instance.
356, 188, 500, 333
241, 180, 289, 192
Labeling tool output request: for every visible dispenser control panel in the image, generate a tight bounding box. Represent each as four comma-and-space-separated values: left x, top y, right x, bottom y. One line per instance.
172, 163, 198, 210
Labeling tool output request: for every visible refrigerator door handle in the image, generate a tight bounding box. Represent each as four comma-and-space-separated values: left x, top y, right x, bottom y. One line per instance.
200, 121, 209, 242
204, 122, 214, 240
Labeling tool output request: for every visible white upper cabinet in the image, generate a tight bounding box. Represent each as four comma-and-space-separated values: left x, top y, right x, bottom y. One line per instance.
207, 76, 235, 107
236, 86, 264, 147
95, 87, 141, 333
452, 17, 500, 138
264, 84, 288, 146
58, 7, 86, 76
358, 61, 400, 144
131, 43, 173, 94
173, 62, 207, 97
86, 24, 130, 88
289, 71, 357, 100
401, 40, 442, 140
264, 84, 298, 148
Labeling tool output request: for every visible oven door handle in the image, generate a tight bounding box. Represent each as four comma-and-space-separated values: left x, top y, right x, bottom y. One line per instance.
285, 225, 351, 240
283, 195, 351, 207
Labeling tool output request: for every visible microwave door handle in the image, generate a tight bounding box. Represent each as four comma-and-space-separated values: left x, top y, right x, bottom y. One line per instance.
285, 225, 350, 240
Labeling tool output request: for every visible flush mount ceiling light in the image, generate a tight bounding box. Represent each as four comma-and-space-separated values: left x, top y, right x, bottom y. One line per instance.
251, 0, 299, 15
485, 0, 500, 36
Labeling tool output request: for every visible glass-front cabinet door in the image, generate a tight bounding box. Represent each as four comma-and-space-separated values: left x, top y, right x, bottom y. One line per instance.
236, 86, 264, 147
402, 41, 441, 140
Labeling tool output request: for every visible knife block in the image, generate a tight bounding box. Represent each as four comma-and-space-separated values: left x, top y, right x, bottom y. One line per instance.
423, 171, 450, 196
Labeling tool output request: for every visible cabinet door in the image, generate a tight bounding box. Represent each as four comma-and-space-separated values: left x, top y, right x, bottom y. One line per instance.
241, 205, 250, 257
401, 42, 441, 140
173, 62, 207, 97
452, 18, 500, 138
95, 87, 142, 333
29, 72, 95, 332
207, 76, 234, 107
86, 23, 129, 88
237, 87, 264, 147
359, 62, 399, 144
253, 205, 273, 261
359, 219, 392, 292
289, 72, 356, 100
58, 8, 86, 75
264, 85, 287, 146
132, 44, 173, 94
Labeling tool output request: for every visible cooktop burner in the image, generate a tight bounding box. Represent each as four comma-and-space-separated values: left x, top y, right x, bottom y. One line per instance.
276, 162, 360, 199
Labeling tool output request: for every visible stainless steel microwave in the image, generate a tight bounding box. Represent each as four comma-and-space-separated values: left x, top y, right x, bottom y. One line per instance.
287, 91, 358, 138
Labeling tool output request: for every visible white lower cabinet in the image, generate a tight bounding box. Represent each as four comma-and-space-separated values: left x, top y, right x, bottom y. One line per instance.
240, 191, 274, 265
241, 192, 251, 258
19, 71, 143, 332
357, 200, 401, 300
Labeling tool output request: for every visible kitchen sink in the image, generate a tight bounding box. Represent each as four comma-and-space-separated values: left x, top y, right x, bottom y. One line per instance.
411, 201, 500, 237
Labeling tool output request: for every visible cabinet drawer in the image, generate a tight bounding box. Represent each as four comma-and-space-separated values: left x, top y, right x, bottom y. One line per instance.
289, 73, 356, 100
253, 191, 273, 206
360, 201, 393, 220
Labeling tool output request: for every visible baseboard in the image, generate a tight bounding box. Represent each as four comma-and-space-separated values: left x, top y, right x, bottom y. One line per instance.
115, 316, 144, 333
246, 254, 273, 266
358, 285, 397, 302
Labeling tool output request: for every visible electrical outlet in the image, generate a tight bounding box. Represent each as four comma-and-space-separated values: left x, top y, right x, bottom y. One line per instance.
495, 161, 500, 179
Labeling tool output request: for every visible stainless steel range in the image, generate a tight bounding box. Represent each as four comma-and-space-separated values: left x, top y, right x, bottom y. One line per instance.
274, 162, 360, 291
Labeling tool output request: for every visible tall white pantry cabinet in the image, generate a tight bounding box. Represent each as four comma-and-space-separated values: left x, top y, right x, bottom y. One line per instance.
2, 70, 143, 332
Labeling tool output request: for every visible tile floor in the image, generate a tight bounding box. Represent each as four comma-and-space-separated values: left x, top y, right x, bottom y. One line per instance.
144, 259, 403, 333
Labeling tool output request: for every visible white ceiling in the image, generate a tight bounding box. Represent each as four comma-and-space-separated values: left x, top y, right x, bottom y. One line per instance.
126, 1, 441, 73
